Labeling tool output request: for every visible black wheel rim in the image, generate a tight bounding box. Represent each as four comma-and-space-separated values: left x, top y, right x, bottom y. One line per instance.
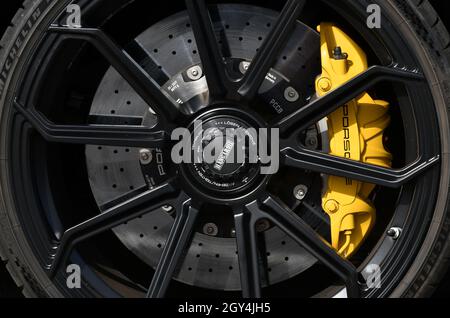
4, 0, 442, 298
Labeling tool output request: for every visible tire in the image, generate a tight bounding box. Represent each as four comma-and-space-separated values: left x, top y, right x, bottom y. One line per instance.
0, 0, 449, 298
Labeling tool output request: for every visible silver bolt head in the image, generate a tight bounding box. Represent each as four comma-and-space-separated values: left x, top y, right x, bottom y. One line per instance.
239, 61, 251, 74
284, 87, 300, 102
187, 65, 203, 81
387, 227, 402, 240
203, 223, 219, 236
162, 205, 173, 213
139, 149, 153, 165
294, 184, 308, 201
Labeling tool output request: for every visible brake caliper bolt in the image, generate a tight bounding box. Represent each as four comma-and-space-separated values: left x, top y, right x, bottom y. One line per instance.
284, 87, 300, 102
294, 185, 308, 201
203, 223, 219, 236
139, 149, 153, 165
318, 77, 332, 92
387, 227, 402, 240
325, 200, 340, 213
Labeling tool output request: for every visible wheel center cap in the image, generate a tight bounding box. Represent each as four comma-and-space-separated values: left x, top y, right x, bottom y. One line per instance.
186, 113, 261, 193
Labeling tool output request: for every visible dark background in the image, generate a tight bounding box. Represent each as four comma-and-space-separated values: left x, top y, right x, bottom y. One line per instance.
0, 0, 449, 298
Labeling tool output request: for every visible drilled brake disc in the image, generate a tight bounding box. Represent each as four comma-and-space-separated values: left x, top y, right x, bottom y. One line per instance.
86, 4, 322, 291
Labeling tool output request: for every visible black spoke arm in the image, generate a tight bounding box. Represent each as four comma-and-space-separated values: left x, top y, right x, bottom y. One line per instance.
14, 101, 167, 148
238, 0, 306, 100
48, 183, 176, 277
260, 196, 360, 298
147, 197, 199, 298
281, 146, 440, 188
48, 26, 180, 121
276, 65, 425, 135
185, 0, 229, 99
234, 203, 263, 298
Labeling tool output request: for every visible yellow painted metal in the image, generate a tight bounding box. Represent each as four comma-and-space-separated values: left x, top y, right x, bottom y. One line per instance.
316, 23, 392, 258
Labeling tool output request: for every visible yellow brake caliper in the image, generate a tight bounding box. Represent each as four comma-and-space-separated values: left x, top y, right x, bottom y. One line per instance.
316, 23, 392, 258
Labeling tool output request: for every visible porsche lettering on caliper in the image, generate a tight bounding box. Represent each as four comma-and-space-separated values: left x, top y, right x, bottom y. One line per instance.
316, 23, 392, 257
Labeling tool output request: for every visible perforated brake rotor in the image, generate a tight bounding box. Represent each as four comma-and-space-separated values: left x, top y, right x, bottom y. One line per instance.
86, 4, 322, 291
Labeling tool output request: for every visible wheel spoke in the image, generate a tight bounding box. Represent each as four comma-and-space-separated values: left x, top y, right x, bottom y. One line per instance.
15, 101, 168, 148
186, 0, 230, 99
147, 197, 199, 298
48, 182, 176, 277
281, 146, 440, 188
261, 196, 360, 298
276, 65, 425, 135
238, 0, 306, 100
234, 204, 263, 298
48, 26, 181, 121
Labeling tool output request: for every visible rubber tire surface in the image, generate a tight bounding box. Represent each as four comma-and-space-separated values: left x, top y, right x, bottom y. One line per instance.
0, 0, 449, 298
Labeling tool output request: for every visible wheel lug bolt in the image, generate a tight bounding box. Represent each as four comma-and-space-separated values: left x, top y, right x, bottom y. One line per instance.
294, 184, 308, 201
139, 149, 153, 165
